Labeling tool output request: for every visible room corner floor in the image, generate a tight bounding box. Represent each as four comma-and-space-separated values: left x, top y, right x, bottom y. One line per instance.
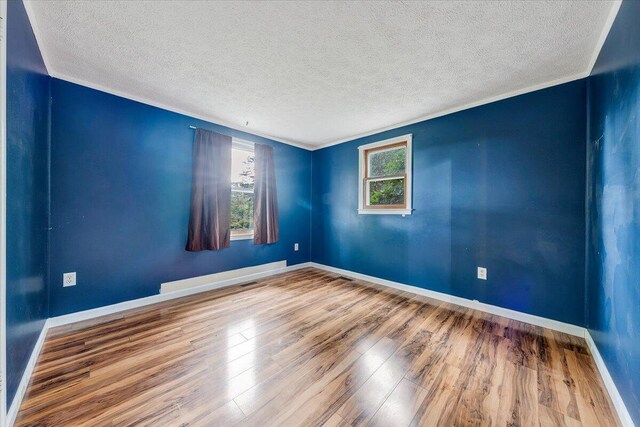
15, 268, 620, 426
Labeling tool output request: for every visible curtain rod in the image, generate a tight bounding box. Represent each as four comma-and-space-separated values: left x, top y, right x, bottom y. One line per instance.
188, 125, 255, 147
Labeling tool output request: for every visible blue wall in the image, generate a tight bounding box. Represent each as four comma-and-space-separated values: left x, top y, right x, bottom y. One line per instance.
6, 0, 50, 409
7, 1, 638, 422
586, 0, 640, 423
312, 81, 587, 326
48, 79, 311, 316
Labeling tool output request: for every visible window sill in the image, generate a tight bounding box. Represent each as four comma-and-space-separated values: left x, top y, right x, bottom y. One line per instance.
358, 208, 413, 216
231, 233, 254, 241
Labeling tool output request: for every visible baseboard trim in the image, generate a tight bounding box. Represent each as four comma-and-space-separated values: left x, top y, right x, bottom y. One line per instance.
7, 319, 50, 427
7, 262, 633, 427
6, 262, 312, 426
160, 261, 288, 294
584, 331, 635, 427
309, 262, 584, 336
310, 262, 635, 426
48, 262, 312, 328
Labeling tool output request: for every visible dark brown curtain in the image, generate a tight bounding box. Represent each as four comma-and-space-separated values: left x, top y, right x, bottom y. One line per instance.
186, 129, 232, 251
253, 143, 279, 245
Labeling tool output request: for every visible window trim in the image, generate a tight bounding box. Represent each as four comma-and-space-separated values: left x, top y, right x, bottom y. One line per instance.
230, 232, 253, 241
358, 134, 413, 215
230, 138, 256, 239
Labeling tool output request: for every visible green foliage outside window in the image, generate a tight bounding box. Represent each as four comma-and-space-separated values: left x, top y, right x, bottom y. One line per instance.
369, 147, 405, 177
231, 155, 254, 233
368, 147, 406, 205
369, 178, 404, 205
230, 192, 253, 232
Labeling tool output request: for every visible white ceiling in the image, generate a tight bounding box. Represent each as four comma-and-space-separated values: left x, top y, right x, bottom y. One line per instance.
25, 1, 619, 149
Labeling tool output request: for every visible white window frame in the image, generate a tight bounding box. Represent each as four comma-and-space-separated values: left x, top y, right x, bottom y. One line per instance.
358, 134, 413, 215
230, 138, 255, 241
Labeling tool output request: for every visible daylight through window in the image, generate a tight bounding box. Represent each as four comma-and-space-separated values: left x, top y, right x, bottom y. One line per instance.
358, 134, 413, 215
230, 140, 255, 239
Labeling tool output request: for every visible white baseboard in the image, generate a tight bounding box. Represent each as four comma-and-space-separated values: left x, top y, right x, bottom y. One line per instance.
310, 262, 635, 426
7, 262, 634, 427
309, 263, 584, 337
7, 319, 50, 427
6, 261, 312, 426
160, 261, 287, 294
585, 331, 635, 427
49, 261, 312, 328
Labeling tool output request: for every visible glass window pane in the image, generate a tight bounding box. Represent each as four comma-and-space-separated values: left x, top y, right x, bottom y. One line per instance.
230, 145, 255, 235
368, 146, 406, 177
231, 148, 255, 191
367, 178, 405, 206
231, 191, 254, 233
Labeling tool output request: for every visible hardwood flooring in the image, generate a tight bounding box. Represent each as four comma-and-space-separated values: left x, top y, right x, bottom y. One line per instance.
15, 268, 620, 426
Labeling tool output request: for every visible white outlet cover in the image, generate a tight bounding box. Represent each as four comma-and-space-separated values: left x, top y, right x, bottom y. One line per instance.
477, 267, 487, 280
294, 243, 299, 251
63, 272, 77, 287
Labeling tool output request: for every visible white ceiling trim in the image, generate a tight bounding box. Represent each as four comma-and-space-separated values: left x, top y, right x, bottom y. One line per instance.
313, 0, 622, 151
22, 0, 622, 152
48, 71, 314, 150
312, 71, 588, 151
23, 0, 312, 150
586, 0, 622, 76
22, 0, 50, 75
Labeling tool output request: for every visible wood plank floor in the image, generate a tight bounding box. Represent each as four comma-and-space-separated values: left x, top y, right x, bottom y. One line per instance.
15, 268, 620, 427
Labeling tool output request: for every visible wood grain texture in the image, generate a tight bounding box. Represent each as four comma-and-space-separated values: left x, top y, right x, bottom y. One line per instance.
14, 268, 620, 427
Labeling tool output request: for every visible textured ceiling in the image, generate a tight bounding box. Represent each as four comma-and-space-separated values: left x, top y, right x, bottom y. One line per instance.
25, 1, 619, 149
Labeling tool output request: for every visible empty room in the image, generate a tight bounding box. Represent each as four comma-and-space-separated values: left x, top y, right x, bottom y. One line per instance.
1, 0, 639, 426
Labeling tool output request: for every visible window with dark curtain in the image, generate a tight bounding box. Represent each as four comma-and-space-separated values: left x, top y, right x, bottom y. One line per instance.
253, 143, 279, 245
185, 128, 232, 251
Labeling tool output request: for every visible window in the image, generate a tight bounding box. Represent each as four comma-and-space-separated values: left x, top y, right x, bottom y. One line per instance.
230, 139, 255, 239
358, 134, 412, 215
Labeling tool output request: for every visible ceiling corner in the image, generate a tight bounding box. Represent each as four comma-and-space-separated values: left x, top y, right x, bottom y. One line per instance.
586, 0, 622, 76
48, 70, 314, 151
22, 0, 52, 76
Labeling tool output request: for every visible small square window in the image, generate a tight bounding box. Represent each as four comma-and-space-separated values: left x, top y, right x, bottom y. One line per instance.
358, 135, 412, 215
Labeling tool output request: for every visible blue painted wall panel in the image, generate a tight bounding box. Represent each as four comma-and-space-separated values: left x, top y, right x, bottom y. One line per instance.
586, 0, 640, 423
6, 0, 50, 408
312, 81, 587, 326
10, 1, 639, 422
48, 79, 311, 316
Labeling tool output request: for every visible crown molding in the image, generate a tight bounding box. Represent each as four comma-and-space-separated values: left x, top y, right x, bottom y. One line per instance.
22, 0, 621, 152
308, 0, 624, 150
311, 72, 589, 151
22, 0, 49, 74
50, 72, 314, 150
586, 0, 622, 76
23, 1, 313, 151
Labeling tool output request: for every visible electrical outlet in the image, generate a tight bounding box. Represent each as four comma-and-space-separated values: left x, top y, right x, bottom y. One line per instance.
294, 243, 299, 251
477, 267, 487, 280
63, 272, 77, 287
